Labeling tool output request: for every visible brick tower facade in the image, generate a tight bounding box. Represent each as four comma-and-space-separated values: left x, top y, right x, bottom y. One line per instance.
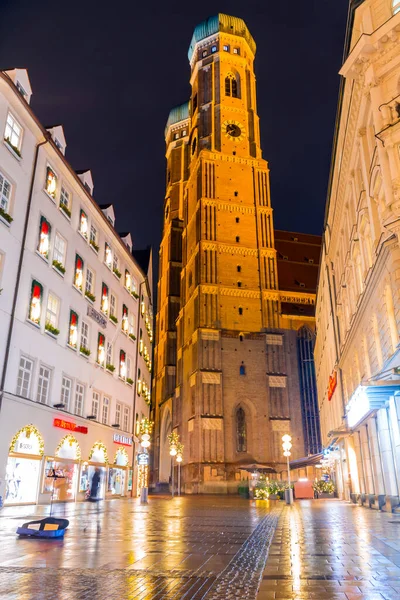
152, 14, 321, 493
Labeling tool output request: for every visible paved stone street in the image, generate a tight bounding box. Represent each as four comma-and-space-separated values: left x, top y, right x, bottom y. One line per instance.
257, 500, 400, 600
0, 496, 278, 599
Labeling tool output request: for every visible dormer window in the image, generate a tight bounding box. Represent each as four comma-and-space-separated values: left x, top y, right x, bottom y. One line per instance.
16, 81, 27, 99
54, 138, 63, 152
84, 182, 92, 194
107, 216, 114, 226
393, 0, 400, 14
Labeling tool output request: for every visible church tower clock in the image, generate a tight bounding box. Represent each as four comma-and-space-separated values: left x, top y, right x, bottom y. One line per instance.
153, 14, 306, 493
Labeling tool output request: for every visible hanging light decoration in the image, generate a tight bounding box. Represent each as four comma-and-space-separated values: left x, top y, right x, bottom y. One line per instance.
122, 305, 129, 333
80, 210, 88, 237
119, 350, 126, 379
38, 217, 51, 259
74, 255, 84, 290
45, 166, 57, 199
68, 311, 78, 347
97, 333, 105, 366
125, 269, 131, 291
101, 283, 109, 314
105, 243, 112, 269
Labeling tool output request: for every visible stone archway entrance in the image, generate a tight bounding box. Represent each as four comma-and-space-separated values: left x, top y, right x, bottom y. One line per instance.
159, 408, 172, 483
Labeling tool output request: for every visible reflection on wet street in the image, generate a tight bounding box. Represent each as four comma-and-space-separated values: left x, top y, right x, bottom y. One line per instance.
258, 500, 400, 600
0, 496, 277, 599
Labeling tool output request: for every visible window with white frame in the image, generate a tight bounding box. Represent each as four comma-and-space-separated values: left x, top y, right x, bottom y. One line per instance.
91, 391, 100, 420
45, 292, 59, 329
60, 186, 70, 209
4, 112, 23, 151
115, 402, 121, 426
127, 356, 131, 380
90, 224, 98, 247
53, 232, 66, 266
17, 356, 33, 398
102, 396, 110, 424
36, 365, 51, 404
0, 171, 12, 213
123, 406, 130, 432
113, 253, 119, 273
85, 267, 94, 295
81, 321, 89, 350
16, 81, 27, 99
106, 341, 113, 366
75, 383, 84, 416
61, 376, 72, 410
110, 293, 116, 318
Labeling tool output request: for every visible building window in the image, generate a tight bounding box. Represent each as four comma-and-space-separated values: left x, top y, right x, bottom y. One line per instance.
236, 407, 246, 452
211, 45, 217, 53
233, 47, 240, 55
4, 112, 23, 152
106, 341, 113, 366
238, 307, 243, 316
113, 253, 120, 277
239, 334, 244, 342
53, 232, 66, 268
236, 217, 240, 223
119, 350, 126, 379
75, 383, 84, 416
46, 292, 59, 330
60, 186, 71, 217
122, 304, 129, 333
17, 356, 33, 398
74, 255, 84, 291
80, 320, 89, 351
223, 44, 229, 52
225, 73, 238, 98
79, 209, 88, 238
90, 224, 98, 250
104, 243, 112, 269
85, 267, 94, 296
45, 166, 57, 200
61, 376, 72, 410
68, 310, 79, 348
0, 171, 12, 214
97, 332, 105, 366
174, 132, 179, 140
16, 81, 27, 99
37, 216, 51, 260
102, 397, 110, 425
202, 50, 207, 57
237, 281, 242, 288
237, 265, 241, 272
54, 138, 63, 151
110, 293, 116, 319
37, 365, 51, 405
182, 129, 187, 136
29, 280, 43, 324
239, 362, 246, 375
115, 402, 121, 426
123, 406, 130, 432
101, 282, 109, 314
236, 236, 240, 243
91, 391, 100, 420
125, 270, 131, 291
192, 94, 198, 113
393, 0, 400, 14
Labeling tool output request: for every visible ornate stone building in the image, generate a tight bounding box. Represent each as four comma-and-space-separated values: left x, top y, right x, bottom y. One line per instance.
315, 0, 400, 510
153, 14, 322, 493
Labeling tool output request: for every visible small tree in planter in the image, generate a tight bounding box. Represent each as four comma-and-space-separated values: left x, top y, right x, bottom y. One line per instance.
313, 480, 335, 498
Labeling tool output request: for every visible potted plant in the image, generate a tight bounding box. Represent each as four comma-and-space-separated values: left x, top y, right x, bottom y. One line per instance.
85, 290, 96, 303
0, 206, 13, 224
52, 259, 65, 274
109, 314, 118, 324
313, 480, 335, 498
80, 346, 91, 357
106, 363, 115, 373
45, 322, 60, 336
238, 484, 250, 499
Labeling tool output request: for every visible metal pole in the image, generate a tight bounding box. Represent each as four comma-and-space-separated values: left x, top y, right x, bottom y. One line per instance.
178, 463, 181, 496
171, 458, 174, 498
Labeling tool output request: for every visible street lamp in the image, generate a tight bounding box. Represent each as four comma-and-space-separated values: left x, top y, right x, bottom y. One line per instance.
139, 418, 153, 504
168, 431, 180, 498
282, 434, 293, 505
175, 442, 184, 496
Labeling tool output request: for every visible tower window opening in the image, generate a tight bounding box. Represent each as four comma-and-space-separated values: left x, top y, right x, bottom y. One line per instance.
174, 132, 179, 140
238, 307, 243, 316
236, 407, 246, 452
234, 191, 238, 196
239, 334, 243, 342
192, 94, 198, 113
225, 73, 238, 98
237, 281, 242, 288
239, 362, 246, 375
236, 236, 240, 243
223, 45, 229, 52
233, 47, 240, 55
237, 265, 241, 272
236, 217, 240, 223
202, 50, 207, 58
211, 45, 217, 53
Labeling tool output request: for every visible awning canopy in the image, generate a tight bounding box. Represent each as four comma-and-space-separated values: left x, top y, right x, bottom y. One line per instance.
289, 453, 323, 470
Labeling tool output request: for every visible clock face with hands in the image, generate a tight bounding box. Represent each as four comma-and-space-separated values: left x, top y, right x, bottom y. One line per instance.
223, 120, 245, 142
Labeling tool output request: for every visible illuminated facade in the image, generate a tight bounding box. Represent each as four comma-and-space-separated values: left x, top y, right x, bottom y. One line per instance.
153, 14, 322, 493
315, 0, 400, 509
0, 68, 153, 504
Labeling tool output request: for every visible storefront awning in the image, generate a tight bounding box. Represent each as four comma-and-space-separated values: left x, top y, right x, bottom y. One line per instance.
289, 453, 323, 470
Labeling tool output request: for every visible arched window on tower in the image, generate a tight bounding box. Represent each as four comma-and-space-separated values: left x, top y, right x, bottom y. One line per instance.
236, 407, 246, 452
225, 73, 239, 98
393, 0, 400, 15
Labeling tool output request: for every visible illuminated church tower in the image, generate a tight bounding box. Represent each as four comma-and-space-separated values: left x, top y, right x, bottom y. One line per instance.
153, 14, 320, 493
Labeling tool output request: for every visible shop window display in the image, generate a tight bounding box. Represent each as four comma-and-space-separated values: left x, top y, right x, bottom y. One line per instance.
5, 425, 44, 505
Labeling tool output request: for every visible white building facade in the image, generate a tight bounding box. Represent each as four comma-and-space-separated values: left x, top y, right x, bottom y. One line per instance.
315, 0, 400, 511
0, 68, 153, 506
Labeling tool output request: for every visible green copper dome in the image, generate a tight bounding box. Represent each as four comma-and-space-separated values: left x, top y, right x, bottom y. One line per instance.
165, 102, 190, 136
188, 14, 256, 62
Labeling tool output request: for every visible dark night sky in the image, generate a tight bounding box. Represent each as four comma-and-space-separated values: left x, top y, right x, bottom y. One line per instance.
1, 0, 349, 255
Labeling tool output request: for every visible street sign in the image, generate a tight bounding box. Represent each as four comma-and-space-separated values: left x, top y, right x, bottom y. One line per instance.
137, 452, 149, 466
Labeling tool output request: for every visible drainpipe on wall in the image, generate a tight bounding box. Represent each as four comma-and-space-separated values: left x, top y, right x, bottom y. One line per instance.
0, 135, 49, 412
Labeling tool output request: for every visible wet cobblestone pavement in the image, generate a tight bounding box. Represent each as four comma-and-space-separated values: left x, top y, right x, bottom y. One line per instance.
0, 496, 278, 599
257, 499, 400, 600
